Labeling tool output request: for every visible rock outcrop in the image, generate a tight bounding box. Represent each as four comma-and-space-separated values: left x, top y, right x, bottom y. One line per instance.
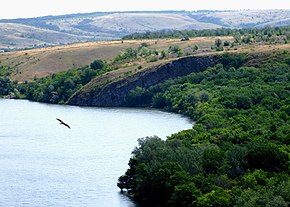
68, 54, 221, 107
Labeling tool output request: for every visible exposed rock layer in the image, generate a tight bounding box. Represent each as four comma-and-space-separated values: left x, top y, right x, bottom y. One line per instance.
68, 55, 221, 106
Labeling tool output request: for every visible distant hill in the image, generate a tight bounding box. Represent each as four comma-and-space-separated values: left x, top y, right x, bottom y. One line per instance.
0, 10, 290, 49
0, 23, 92, 49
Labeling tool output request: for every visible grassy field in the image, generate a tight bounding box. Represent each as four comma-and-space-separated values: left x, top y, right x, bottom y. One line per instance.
1, 35, 290, 83
0, 40, 139, 81
0, 36, 233, 81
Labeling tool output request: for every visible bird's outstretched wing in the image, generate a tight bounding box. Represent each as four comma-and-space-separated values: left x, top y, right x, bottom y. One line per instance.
56, 118, 71, 129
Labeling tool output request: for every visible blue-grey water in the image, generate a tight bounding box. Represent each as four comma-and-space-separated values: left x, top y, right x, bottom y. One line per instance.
0, 99, 193, 207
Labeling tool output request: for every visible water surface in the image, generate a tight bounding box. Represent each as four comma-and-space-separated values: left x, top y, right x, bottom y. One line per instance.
0, 99, 193, 207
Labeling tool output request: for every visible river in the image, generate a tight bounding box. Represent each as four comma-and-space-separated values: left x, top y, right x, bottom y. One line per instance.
0, 99, 193, 207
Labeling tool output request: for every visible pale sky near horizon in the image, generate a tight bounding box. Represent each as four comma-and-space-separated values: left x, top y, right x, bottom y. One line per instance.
0, 0, 290, 19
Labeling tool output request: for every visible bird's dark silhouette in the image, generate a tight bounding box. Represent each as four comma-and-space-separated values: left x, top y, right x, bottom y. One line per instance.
56, 118, 71, 129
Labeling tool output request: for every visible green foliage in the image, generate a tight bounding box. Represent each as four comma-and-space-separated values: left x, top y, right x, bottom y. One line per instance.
126, 86, 151, 106
181, 36, 190, 41
197, 187, 232, 207
0, 65, 12, 77
220, 52, 247, 68
0, 66, 18, 97
123, 26, 290, 45
0, 76, 18, 98
168, 45, 181, 54
114, 47, 138, 62
214, 39, 224, 51
215, 39, 223, 47
160, 50, 167, 59
202, 145, 225, 174
170, 182, 201, 207
90, 59, 106, 70
223, 41, 230, 46
17, 62, 110, 104
147, 56, 158, 63
215, 46, 224, 51
192, 45, 199, 52
140, 42, 149, 47
245, 142, 289, 172
113, 45, 159, 63
118, 137, 203, 206
167, 45, 183, 57
0, 55, 115, 102
119, 52, 290, 206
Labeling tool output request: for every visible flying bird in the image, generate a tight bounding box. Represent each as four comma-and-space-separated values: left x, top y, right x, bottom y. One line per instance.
56, 118, 71, 129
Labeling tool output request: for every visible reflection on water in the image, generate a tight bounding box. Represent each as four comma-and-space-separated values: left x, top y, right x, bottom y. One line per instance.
0, 99, 193, 207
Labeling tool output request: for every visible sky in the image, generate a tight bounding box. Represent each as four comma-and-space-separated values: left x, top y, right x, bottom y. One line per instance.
0, 0, 290, 19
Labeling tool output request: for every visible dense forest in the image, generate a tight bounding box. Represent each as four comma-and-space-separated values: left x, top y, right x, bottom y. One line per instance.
117, 51, 290, 206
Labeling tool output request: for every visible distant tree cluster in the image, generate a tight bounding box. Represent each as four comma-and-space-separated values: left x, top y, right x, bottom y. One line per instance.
122, 26, 290, 45
0, 77, 18, 98
122, 28, 236, 40
0, 66, 18, 98
113, 43, 199, 65
0, 59, 109, 103
113, 43, 158, 63
90, 59, 107, 70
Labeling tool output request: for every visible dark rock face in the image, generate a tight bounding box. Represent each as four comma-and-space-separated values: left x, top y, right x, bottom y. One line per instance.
68, 55, 221, 107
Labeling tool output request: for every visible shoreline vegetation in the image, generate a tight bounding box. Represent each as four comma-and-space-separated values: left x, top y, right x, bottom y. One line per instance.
1, 25, 290, 206
117, 50, 290, 206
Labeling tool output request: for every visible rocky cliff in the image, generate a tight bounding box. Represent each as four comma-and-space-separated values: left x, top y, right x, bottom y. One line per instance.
68, 54, 221, 107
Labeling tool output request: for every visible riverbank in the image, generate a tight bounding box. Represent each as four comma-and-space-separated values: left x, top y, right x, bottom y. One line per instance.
117, 50, 290, 206
0, 99, 193, 207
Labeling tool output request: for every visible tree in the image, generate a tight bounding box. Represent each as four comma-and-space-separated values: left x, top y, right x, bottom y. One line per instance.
168, 45, 181, 54
181, 36, 190, 41
202, 145, 225, 173
170, 183, 201, 207
192, 45, 199, 52
197, 187, 232, 207
117, 175, 130, 192
215, 39, 223, 47
160, 50, 167, 59
90, 59, 106, 70
224, 41, 230, 46
245, 142, 289, 173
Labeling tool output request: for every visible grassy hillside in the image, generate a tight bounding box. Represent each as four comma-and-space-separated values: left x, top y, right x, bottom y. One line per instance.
0, 23, 92, 49
67, 43, 290, 107
1, 38, 289, 105
192, 9, 290, 28
1, 24, 290, 104
0, 10, 290, 49
0, 36, 232, 81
